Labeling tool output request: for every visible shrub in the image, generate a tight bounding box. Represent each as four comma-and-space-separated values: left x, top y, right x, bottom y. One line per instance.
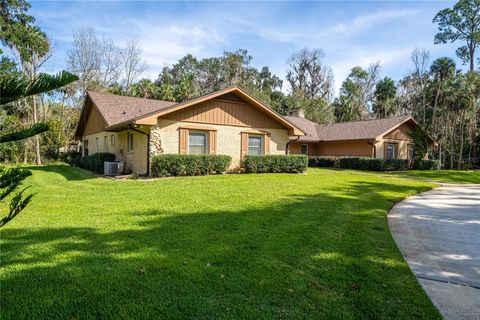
78, 152, 116, 174
337, 157, 361, 169
151, 154, 232, 177
62, 151, 82, 166
241, 155, 308, 173
308, 157, 335, 168
412, 159, 440, 170
337, 157, 408, 171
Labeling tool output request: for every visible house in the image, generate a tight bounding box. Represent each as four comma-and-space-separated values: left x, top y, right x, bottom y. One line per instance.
75, 86, 436, 175
285, 112, 436, 160
74, 86, 305, 175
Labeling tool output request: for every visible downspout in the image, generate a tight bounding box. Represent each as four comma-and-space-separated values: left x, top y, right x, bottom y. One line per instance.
367, 140, 376, 158
286, 135, 301, 155
129, 124, 150, 176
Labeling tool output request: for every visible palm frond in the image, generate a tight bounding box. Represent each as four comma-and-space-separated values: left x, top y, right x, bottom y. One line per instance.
0, 123, 49, 143
0, 71, 78, 105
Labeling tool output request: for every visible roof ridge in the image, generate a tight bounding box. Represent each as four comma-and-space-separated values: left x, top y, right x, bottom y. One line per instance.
316, 115, 410, 127
87, 90, 177, 105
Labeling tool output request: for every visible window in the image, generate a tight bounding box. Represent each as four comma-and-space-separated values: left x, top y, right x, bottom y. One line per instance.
127, 132, 134, 152
248, 135, 263, 155
111, 134, 116, 146
385, 143, 397, 159
104, 136, 108, 152
84, 140, 89, 157
301, 144, 308, 155
95, 137, 99, 153
188, 131, 208, 154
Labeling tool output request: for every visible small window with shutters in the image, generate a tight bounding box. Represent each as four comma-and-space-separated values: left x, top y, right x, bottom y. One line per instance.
248, 135, 264, 156
188, 131, 208, 155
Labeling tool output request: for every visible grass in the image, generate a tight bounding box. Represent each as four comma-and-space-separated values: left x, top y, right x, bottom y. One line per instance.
389, 170, 480, 184
0, 165, 442, 319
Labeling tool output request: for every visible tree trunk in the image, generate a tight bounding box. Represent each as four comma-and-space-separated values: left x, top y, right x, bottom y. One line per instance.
58, 91, 66, 150
458, 110, 465, 170
432, 85, 440, 131
470, 46, 475, 72
32, 96, 42, 165
450, 115, 455, 170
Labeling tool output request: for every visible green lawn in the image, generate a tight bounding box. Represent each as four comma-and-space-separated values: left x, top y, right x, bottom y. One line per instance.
0, 166, 441, 319
389, 170, 480, 184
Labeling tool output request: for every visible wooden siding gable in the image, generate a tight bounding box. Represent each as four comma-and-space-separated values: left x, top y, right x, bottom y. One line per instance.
83, 102, 108, 137
383, 123, 414, 141
134, 86, 304, 136
162, 97, 284, 129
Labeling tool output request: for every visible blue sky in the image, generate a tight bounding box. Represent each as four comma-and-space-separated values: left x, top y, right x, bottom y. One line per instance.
29, 0, 461, 94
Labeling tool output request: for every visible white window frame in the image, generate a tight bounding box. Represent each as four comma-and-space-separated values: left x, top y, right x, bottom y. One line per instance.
95, 137, 99, 153
188, 131, 208, 155
248, 135, 264, 156
127, 132, 134, 152
111, 134, 116, 146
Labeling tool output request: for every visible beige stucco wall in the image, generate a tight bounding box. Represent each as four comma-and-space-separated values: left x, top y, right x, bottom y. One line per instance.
155, 119, 289, 170
83, 129, 149, 175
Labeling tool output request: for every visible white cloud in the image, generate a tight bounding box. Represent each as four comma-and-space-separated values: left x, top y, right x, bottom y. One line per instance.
333, 9, 418, 35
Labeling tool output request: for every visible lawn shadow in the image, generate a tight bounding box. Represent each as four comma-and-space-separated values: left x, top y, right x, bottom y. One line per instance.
0, 180, 440, 319
23, 165, 97, 181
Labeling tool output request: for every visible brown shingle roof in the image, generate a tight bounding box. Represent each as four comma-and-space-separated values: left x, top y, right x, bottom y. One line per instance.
283, 116, 320, 142
284, 115, 413, 142
87, 91, 177, 127
315, 116, 411, 141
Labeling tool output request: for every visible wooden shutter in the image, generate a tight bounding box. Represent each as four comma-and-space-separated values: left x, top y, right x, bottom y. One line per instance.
179, 128, 188, 154
264, 135, 270, 155
240, 132, 248, 158
209, 130, 217, 154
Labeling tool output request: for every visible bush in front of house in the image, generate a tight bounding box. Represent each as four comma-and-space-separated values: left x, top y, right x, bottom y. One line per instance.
308, 156, 335, 168
241, 155, 308, 173
412, 159, 440, 170
62, 151, 82, 166
78, 152, 116, 174
150, 154, 232, 177
337, 157, 408, 171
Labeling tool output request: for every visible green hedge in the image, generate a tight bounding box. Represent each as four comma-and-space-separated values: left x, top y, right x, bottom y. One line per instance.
62, 151, 82, 166
241, 155, 308, 173
151, 154, 232, 177
78, 152, 116, 174
412, 159, 440, 170
308, 157, 335, 168
337, 157, 408, 171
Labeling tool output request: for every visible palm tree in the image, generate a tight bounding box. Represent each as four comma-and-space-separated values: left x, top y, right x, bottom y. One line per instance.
0, 70, 78, 227
430, 57, 456, 131
443, 73, 473, 169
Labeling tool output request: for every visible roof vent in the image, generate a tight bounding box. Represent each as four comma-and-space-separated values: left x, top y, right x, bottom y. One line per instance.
122, 110, 127, 115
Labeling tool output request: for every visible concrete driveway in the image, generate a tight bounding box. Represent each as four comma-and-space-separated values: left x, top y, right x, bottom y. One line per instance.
389, 184, 480, 320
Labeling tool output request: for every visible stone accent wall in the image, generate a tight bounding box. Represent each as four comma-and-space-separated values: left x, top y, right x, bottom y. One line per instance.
149, 125, 163, 157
